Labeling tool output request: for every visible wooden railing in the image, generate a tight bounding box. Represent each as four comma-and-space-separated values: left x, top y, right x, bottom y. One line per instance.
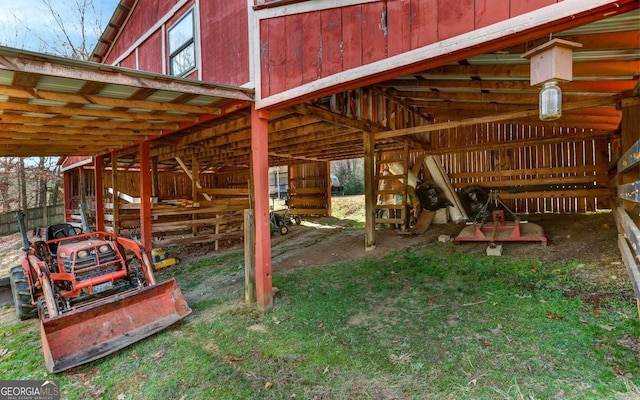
615, 140, 639, 313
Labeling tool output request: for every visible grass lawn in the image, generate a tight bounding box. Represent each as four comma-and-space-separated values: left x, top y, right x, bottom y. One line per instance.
0, 243, 638, 399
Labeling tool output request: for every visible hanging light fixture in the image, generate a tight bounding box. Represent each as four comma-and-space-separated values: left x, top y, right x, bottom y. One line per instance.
522, 38, 582, 121
539, 80, 562, 121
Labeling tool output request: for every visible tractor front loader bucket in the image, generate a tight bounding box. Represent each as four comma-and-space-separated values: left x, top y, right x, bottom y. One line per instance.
40, 278, 191, 373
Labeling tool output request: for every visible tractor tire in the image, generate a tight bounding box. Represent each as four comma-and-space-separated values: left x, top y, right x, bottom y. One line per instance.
279, 224, 289, 235
294, 216, 302, 225
9, 266, 36, 321
37, 297, 50, 320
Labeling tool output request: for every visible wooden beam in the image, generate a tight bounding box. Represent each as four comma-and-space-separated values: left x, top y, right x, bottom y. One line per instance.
175, 156, 212, 201
380, 79, 636, 94
452, 166, 609, 179
412, 102, 621, 117
373, 97, 619, 141
618, 139, 640, 174
0, 101, 199, 123
293, 102, 431, 150
376, 77, 635, 94
0, 113, 178, 131
0, 123, 161, 137
0, 84, 221, 115
497, 188, 611, 199
293, 103, 382, 132
513, 31, 640, 53
0, 53, 253, 101
418, 60, 640, 79
614, 205, 640, 300
393, 91, 608, 104
452, 175, 608, 189
619, 181, 640, 203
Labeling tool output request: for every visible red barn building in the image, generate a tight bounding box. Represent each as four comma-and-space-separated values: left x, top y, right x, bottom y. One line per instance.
0, 0, 637, 310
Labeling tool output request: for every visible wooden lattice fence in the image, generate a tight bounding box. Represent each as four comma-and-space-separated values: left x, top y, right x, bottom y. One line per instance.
432, 123, 611, 213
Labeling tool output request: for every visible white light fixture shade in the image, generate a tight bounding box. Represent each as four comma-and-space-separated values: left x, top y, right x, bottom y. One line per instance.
539, 81, 562, 121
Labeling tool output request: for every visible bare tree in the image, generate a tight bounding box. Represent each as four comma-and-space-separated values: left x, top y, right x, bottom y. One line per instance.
18, 158, 28, 211
0, 0, 106, 60
37, 0, 104, 60
0, 1, 108, 217
0, 158, 17, 212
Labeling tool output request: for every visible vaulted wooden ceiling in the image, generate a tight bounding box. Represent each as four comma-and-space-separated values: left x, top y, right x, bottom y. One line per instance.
0, 46, 253, 157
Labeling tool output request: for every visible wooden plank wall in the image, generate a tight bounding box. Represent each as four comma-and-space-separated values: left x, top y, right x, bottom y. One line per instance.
288, 161, 330, 216
68, 167, 250, 248
259, 0, 559, 97
435, 123, 611, 213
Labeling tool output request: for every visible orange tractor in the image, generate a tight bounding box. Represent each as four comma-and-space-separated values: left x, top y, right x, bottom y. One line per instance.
9, 211, 191, 373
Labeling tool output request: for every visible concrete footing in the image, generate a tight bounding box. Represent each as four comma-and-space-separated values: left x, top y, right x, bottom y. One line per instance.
486, 244, 503, 256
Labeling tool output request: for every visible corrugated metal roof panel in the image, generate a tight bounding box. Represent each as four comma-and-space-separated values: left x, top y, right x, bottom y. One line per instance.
560, 9, 640, 34
0, 70, 14, 85
36, 76, 85, 93
98, 84, 139, 99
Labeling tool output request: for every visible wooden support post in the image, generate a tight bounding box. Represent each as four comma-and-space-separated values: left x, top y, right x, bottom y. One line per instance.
191, 154, 199, 236
139, 141, 153, 256
111, 151, 120, 235
251, 105, 273, 311
62, 171, 72, 222
401, 145, 409, 231
326, 161, 332, 216
244, 209, 256, 304
215, 214, 220, 251
94, 156, 105, 232
151, 156, 159, 198
79, 168, 86, 209
364, 131, 376, 250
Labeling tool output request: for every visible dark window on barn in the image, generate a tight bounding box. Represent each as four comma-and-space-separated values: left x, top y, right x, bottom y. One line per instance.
168, 10, 195, 76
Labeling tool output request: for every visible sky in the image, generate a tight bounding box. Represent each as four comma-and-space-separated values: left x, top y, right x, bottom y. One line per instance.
0, 0, 119, 56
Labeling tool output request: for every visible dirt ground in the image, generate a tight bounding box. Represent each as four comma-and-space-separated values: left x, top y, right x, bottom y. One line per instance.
269, 196, 621, 272
0, 195, 627, 325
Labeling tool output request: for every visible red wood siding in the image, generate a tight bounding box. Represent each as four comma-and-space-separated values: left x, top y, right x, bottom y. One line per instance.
436, 0, 476, 39
137, 31, 162, 73
360, 2, 387, 65
259, 0, 561, 98
321, 8, 344, 78
106, 0, 171, 65
475, 0, 510, 28
103, 0, 249, 86
120, 53, 136, 69
302, 12, 321, 83
285, 14, 304, 89
199, 1, 249, 85
511, 0, 557, 17
342, 6, 363, 70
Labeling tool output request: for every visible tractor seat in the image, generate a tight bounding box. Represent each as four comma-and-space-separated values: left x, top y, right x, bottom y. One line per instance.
46, 223, 81, 255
